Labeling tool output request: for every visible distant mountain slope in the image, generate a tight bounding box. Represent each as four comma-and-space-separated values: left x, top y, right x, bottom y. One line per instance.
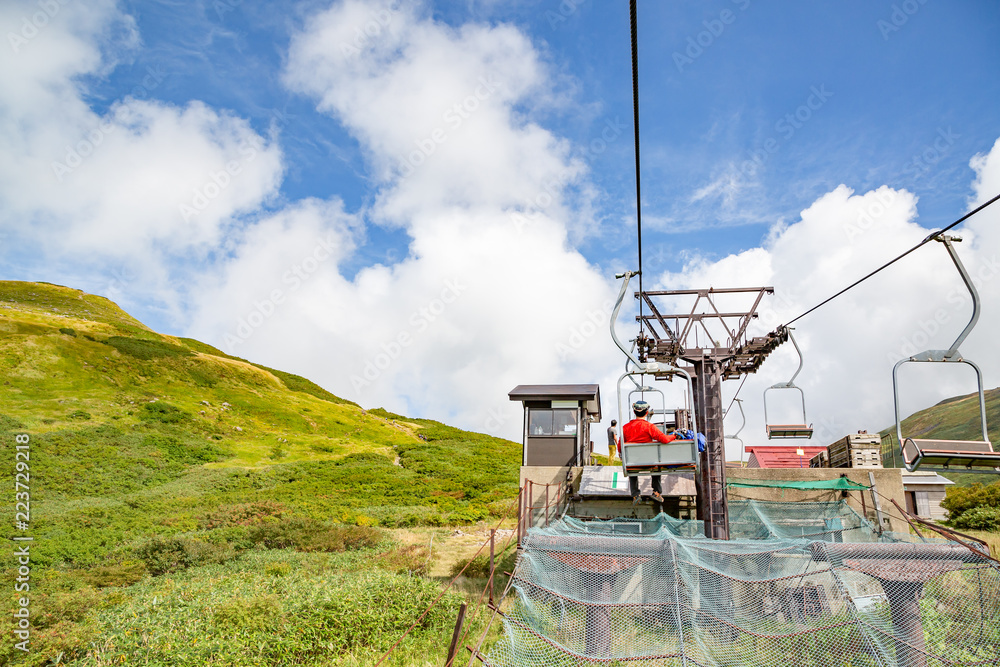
880, 386, 1000, 484
0, 281, 520, 567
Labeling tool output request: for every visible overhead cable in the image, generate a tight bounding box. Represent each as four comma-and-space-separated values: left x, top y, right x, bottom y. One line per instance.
784, 191, 1000, 326
629, 0, 644, 334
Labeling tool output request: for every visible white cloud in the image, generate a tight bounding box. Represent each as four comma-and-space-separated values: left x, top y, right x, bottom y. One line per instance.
186, 0, 616, 438
0, 1, 284, 285
283, 0, 584, 228
649, 166, 1000, 460
970, 138, 1000, 208
690, 169, 743, 208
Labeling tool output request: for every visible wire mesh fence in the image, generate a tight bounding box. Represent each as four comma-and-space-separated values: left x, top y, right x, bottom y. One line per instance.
488, 500, 1000, 666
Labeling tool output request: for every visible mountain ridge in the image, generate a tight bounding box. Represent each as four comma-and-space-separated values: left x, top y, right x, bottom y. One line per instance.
0, 280, 520, 569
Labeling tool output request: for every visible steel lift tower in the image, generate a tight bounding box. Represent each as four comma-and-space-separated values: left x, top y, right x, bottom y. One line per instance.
633, 284, 787, 539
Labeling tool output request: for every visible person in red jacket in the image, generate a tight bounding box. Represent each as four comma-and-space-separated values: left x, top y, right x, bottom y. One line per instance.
620, 400, 678, 503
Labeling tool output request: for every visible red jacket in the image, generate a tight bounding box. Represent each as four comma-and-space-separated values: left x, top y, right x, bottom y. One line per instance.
620, 419, 677, 454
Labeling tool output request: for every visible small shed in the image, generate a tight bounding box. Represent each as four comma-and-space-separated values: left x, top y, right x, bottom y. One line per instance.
509, 384, 601, 467
900, 471, 955, 521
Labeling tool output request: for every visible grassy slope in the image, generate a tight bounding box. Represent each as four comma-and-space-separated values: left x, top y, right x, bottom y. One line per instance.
880, 386, 1000, 485
0, 281, 520, 665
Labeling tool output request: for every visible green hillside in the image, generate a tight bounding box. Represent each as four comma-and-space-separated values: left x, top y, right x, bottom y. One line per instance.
880, 386, 1000, 484
0, 281, 520, 665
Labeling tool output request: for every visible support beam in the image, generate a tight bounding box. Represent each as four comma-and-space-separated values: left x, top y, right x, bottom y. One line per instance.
693, 357, 729, 540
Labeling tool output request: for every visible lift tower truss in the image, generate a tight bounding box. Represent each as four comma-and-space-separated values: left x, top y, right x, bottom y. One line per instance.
636, 287, 786, 540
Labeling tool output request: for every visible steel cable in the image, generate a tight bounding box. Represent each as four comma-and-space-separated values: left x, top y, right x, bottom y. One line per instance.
784, 191, 1000, 327
629, 0, 644, 341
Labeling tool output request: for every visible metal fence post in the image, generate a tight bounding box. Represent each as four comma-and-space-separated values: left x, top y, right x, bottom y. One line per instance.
528, 481, 534, 530
516, 486, 524, 548
545, 484, 550, 527
444, 602, 468, 666
489, 528, 496, 605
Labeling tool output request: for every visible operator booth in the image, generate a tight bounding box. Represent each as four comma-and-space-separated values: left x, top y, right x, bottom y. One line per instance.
508, 384, 601, 467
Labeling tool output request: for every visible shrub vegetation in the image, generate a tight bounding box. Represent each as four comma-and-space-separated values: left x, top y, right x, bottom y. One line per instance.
0, 281, 521, 666
942, 479, 1000, 529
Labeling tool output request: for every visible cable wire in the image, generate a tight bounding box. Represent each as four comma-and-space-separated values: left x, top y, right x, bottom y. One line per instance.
629, 0, 644, 339
724, 375, 747, 418
784, 191, 1000, 327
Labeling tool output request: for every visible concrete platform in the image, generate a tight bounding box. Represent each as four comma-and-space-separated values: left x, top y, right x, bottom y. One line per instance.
578, 466, 696, 497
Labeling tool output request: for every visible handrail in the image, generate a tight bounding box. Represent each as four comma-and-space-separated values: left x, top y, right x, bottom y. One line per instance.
629, 385, 665, 418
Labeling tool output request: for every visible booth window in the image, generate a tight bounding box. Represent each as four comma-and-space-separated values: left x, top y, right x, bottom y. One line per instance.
528, 409, 578, 436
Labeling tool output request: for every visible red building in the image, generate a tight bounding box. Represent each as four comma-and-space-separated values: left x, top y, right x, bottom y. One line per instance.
745, 445, 827, 469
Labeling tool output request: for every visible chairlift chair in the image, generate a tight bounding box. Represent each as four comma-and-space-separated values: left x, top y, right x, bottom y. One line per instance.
763, 327, 814, 439
725, 398, 747, 467
610, 271, 700, 476
616, 369, 700, 474
893, 235, 997, 471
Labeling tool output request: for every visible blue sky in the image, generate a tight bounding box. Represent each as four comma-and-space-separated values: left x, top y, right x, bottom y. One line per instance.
78, 0, 1000, 275
2, 0, 999, 448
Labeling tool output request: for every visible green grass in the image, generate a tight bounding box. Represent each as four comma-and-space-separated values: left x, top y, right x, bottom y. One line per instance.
0, 548, 476, 666
957, 528, 1000, 558
0, 281, 521, 665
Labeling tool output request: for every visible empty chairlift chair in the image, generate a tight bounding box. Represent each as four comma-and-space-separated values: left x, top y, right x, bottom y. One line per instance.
763, 327, 814, 439
893, 235, 998, 471
725, 398, 747, 467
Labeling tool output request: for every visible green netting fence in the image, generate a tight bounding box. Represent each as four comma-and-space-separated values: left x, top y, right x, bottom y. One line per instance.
485, 500, 1000, 666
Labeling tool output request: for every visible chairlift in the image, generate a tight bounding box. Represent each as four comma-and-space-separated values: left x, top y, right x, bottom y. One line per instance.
611, 271, 700, 475
893, 235, 997, 471
724, 398, 747, 467
616, 369, 699, 473
625, 373, 683, 431
763, 327, 814, 439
